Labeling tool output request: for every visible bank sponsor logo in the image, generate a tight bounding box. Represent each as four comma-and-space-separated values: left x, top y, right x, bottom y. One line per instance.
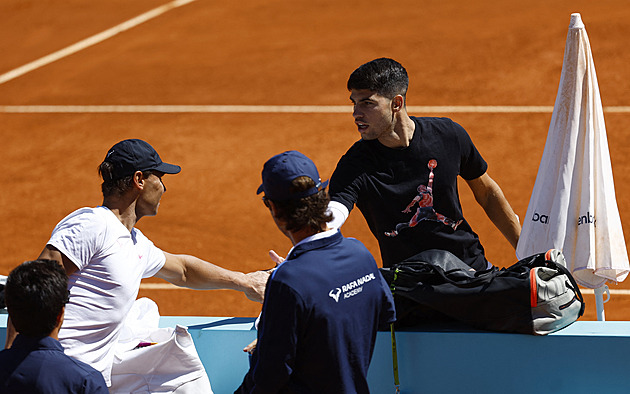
328, 273, 377, 302
531, 211, 596, 226
578, 211, 596, 226
531, 212, 549, 224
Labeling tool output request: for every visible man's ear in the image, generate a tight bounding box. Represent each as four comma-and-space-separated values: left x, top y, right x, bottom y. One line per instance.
56, 306, 65, 329
392, 95, 404, 112
132, 171, 145, 190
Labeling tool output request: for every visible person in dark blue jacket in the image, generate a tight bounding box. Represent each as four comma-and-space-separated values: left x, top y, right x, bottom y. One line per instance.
0, 259, 108, 393
236, 150, 396, 394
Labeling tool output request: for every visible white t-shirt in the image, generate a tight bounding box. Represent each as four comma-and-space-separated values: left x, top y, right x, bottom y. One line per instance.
48, 206, 166, 385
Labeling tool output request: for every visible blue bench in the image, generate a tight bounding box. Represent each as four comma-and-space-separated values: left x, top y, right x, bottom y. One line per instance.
2, 315, 628, 393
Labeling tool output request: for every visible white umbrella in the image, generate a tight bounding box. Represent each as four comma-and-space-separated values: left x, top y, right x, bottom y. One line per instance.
515, 13, 629, 320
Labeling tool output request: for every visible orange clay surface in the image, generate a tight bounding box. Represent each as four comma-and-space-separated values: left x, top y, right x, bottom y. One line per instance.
1, 0, 630, 320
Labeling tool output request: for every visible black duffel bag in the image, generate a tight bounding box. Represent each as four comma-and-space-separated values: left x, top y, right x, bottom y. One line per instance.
379, 248, 585, 335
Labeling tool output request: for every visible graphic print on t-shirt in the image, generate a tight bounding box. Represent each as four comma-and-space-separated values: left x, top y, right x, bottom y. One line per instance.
385, 159, 462, 237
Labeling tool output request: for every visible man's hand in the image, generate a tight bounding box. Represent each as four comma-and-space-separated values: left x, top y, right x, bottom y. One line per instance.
268, 250, 285, 266
240, 250, 286, 303
243, 338, 258, 354
244, 270, 271, 303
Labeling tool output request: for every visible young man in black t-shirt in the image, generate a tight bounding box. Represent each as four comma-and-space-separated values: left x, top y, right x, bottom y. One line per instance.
328, 58, 521, 270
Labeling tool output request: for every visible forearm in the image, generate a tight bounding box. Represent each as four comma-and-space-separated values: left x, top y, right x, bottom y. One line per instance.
160, 253, 248, 290
468, 173, 521, 250
157, 252, 270, 302
480, 187, 521, 249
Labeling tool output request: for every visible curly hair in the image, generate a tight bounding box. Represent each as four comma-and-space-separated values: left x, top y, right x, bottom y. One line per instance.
270, 176, 332, 233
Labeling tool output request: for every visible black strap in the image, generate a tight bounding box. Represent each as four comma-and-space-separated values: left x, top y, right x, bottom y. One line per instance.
541, 256, 586, 317
397, 262, 496, 289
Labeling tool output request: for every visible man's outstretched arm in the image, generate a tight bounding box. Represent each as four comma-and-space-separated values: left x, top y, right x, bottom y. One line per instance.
156, 252, 271, 303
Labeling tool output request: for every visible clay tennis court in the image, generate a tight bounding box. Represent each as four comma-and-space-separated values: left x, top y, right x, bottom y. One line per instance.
1, 0, 629, 320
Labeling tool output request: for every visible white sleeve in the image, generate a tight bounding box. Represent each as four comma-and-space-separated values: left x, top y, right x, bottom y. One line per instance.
48, 208, 103, 271
327, 200, 349, 230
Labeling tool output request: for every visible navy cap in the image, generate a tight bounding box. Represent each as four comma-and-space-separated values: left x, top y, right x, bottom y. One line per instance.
257, 151, 329, 201
102, 139, 181, 181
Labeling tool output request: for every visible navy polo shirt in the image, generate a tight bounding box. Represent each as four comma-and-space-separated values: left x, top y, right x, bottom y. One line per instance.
242, 230, 396, 393
0, 334, 108, 393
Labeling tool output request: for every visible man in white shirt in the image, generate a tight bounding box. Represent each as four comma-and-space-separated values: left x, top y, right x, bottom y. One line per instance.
5, 139, 269, 386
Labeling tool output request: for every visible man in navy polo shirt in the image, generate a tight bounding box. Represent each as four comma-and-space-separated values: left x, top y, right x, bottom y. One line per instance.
0, 260, 108, 393
236, 151, 396, 393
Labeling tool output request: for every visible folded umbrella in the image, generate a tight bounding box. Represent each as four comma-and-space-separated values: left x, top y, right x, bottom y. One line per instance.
516, 13, 629, 317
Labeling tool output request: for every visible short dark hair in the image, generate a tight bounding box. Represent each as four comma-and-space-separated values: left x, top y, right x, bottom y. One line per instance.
98, 161, 154, 197
5, 260, 69, 337
269, 176, 332, 233
347, 57, 409, 99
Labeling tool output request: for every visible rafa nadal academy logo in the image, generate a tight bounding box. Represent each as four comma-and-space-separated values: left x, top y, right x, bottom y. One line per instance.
329, 273, 377, 302
329, 288, 341, 302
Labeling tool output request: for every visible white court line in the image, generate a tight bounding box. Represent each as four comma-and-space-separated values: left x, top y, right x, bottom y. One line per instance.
141, 283, 180, 290
138, 282, 630, 295
0, 105, 352, 113
580, 289, 630, 296
0, 0, 197, 85
2, 105, 630, 113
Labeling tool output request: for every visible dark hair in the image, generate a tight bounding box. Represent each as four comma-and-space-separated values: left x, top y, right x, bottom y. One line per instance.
270, 176, 332, 233
347, 57, 409, 99
5, 260, 69, 337
98, 161, 153, 197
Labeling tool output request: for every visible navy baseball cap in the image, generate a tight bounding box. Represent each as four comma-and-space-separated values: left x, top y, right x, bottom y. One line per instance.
256, 151, 329, 201
102, 139, 181, 181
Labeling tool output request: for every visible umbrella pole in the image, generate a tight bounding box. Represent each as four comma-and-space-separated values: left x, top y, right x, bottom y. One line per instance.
594, 285, 610, 321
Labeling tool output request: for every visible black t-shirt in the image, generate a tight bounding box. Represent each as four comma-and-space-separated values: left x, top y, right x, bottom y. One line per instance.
329, 116, 488, 270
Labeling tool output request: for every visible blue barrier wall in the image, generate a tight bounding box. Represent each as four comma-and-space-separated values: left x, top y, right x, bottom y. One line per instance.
2, 315, 629, 393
